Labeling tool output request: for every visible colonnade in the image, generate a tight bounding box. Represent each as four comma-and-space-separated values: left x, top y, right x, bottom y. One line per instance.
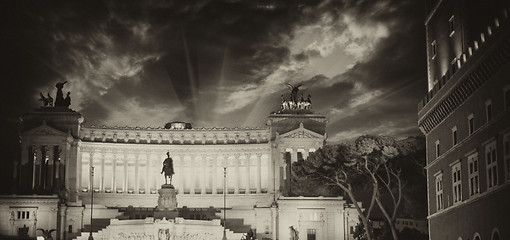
79, 149, 271, 195
20, 144, 67, 192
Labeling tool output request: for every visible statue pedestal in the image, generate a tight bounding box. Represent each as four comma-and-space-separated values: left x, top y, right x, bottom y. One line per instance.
155, 184, 179, 219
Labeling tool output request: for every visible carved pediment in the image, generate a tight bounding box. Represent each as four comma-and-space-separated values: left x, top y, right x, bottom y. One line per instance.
279, 122, 324, 139
284, 131, 317, 139
22, 121, 68, 138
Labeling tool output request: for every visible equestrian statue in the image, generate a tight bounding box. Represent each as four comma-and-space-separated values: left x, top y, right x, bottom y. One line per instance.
161, 152, 175, 185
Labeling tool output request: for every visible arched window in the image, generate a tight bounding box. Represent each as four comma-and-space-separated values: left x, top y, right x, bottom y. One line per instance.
474, 232, 481, 240
492, 228, 500, 240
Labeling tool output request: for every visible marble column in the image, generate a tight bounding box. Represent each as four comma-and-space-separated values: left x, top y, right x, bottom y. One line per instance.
190, 154, 195, 195
124, 153, 128, 192
291, 148, 298, 163
47, 146, 54, 188
201, 154, 207, 195
89, 151, 94, 191
256, 153, 262, 193
32, 145, 38, 190
38, 146, 45, 188
112, 153, 116, 193
152, 153, 159, 192
54, 145, 60, 182
245, 153, 251, 194
145, 152, 150, 195
212, 155, 218, 194
281, 152, 287, 180
135, 153, 139, 193
268, 152, 273, 193
234, 154, 240, 194
100, 152, 105, 191
178, 155, 184, 194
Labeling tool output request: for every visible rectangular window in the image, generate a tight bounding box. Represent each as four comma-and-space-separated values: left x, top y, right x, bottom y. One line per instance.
504, 133, 510, 181
468, 114, 474, 135
431, 40, 437, 59
486, 99, 492, 122
468, 152, 480, 196
486, 141, 498, 189
307, 229, 316, 240
435, 140, 440, 158
435, 173, 443, 210
449, 15, 455, 36
452, 162, 462, 203
16, 211, 30, 220
452, 126, 458, 146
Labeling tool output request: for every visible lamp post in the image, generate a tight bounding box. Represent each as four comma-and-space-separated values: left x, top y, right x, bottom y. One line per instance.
88, 166, 94, 240
222, 167, 227, 240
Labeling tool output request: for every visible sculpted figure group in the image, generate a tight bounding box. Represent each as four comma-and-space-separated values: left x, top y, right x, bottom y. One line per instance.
280, 83, 311, 111
39, 81, 71, 108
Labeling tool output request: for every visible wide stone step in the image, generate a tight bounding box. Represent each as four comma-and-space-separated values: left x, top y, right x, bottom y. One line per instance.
222, 218, 252, 234
82, 218, 111, 232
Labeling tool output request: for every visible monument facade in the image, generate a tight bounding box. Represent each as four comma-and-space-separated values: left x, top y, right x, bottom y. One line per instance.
1, 83, 360, 240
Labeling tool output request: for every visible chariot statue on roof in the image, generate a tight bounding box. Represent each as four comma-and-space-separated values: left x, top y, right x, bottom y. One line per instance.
279, 83, 312, 112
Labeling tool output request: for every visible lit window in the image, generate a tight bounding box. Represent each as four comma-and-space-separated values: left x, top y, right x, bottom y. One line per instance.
468, 114, 474, 135
468, 152, 480, 196
431, 40, 437, 59
504, 133, 510, 181
486, 99, 492, 122
452, 161, 462, 203
486, 141, 498, 189
449, 15, 455, 36
435, 140, 441, 158
435, 172, 444, 210
452, 126, 458, 146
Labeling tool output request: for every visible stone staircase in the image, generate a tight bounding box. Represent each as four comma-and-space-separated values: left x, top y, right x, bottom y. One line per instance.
222, 218, 253, 234
73, 211, 253, 240
82, 218, 112, 233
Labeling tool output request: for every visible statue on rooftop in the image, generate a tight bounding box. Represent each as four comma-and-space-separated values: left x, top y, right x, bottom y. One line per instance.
286, 83, 302, 103
161, 152, 175, 185
279, 83, 312, 112
54, 81, 68, 107
64, 92, 71, 107
38, 92, 53, 107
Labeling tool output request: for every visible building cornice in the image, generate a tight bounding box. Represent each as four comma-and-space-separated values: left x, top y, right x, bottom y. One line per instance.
428, 182, 509, 220
81, 126, 271, 145
418, 27, 510, 135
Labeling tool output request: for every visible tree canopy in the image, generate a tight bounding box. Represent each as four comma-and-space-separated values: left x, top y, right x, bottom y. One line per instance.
291, 135, 427, 240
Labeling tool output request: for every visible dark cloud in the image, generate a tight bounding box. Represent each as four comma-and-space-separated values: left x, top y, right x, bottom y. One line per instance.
0, 0, 430, 193
1, 0, 427, 138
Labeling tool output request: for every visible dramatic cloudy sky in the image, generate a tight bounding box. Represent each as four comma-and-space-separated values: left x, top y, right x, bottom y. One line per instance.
2, 0, 427, 144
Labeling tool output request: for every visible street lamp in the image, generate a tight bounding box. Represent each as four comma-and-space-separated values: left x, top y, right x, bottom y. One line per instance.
222, 167, 227, 240
88, 166, 94, 240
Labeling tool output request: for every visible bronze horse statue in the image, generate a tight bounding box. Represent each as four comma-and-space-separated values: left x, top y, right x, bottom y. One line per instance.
161, 152, 174, 185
